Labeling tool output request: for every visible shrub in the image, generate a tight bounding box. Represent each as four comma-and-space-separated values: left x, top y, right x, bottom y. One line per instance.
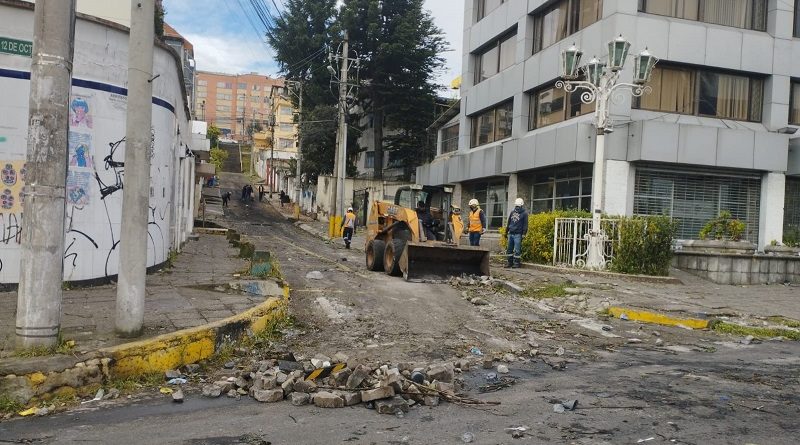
783, 226, 800, 247
699, 211, 746, 241
209, 147, 228, 172
611, 216, 677, 276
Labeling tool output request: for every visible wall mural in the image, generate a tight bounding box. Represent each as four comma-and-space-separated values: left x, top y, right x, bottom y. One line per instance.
0, 78, 180, 283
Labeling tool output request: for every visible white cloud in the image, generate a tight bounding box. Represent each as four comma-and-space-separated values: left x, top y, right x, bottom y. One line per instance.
184, 33, 279, 75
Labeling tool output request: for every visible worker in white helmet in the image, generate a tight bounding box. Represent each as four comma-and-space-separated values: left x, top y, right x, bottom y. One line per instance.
505, 198, 528, 268
342, 207, 356, 249
466, 198, 486, 246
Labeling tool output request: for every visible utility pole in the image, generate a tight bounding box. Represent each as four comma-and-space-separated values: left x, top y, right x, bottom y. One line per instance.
250, 109, 255, 176
15, 0, 77, 350
115, 0, 155, 337
329, 31, 349, 238
294, 81, 303, 214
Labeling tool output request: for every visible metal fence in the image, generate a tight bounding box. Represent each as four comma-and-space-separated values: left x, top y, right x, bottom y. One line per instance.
553, 218, 619, 268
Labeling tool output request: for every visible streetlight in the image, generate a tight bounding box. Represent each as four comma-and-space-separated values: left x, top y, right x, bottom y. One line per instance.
555, 36, 658, 270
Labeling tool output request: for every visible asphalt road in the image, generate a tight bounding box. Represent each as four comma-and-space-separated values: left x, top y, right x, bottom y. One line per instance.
2, 172, 799, 444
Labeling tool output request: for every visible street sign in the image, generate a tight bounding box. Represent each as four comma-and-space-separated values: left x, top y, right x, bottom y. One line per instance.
0, 37, 33, 58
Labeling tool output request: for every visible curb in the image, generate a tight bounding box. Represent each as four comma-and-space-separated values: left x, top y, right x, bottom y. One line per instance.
519, 262, 683, 284
0, 285, 289, 406
607, 306, 710, 330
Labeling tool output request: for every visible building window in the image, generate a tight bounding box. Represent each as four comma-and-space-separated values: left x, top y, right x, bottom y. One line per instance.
785, 178, 800, 242
197, 91, 207, 98
634, 168, 761, 243
280, 106, 293, 116
463, 180, 508, 229
638, 0, 766, 31
533, 0, 603, 54
440, 124, 459, 154
217, 82, 232, 89
474, 32, 516, 84
528, 83, 593, 130
477, 0, 505, 21
791, 82, 800, 125
279, 122, 294, 132
216, 105, 230, 112
530, 164, 593, 213
365, 152, 375, 169
237, 82, 247, 89
252, 84, 259, 91
470, 101, 513, 148
277, 138, 294, 149
634, 65, 763, 122
198, 79, 207, 86
216, 93, 232, 100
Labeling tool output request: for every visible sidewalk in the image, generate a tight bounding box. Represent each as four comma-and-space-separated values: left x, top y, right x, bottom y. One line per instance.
0, 218, 288, 406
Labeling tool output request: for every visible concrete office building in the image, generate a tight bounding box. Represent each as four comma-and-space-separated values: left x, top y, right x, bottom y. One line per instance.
416, 0, 800, 249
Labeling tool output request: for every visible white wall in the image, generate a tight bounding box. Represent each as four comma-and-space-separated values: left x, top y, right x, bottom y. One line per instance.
0, 3, 193, 283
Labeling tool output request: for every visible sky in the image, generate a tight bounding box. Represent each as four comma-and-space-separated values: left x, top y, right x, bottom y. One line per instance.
162, 0, 463, 90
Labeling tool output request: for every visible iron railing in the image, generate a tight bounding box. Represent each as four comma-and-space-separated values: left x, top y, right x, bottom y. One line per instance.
553, 218, 619, 268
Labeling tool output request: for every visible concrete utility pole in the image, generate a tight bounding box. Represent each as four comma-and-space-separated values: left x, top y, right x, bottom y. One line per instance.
116, 0, 155, 337
294, 81, 303, 216
329, 32, 349, 238
15, 0, 77, 350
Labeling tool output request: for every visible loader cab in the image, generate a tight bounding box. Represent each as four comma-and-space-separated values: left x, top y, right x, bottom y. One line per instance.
394, 185, 454, 241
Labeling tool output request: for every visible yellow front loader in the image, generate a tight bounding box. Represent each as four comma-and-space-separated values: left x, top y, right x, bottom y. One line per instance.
364, 186, 490, 281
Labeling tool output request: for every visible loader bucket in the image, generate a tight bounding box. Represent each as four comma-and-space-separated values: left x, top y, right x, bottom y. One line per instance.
399, 242, 490, 281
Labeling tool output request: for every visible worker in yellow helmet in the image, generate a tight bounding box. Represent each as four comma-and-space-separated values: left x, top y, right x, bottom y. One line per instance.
466, 198, 486, 246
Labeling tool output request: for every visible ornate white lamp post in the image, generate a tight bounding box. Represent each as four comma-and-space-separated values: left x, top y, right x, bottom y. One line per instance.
555, 35, 658, 269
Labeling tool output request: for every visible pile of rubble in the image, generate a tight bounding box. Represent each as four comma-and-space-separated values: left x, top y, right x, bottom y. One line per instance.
190, 353, 495, 414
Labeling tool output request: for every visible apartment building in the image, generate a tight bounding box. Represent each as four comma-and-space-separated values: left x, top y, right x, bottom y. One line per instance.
195, 71, 284, 140
163, 23, 196, 117
417, 0, 800, 249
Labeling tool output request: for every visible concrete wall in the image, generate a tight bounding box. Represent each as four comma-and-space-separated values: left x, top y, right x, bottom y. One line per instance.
0, 2, 194, 283
674, 251, 800, 285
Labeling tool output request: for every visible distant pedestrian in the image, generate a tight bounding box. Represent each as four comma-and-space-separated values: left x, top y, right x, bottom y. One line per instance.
466, 198, 486, 246
342, 207, 356, 249
505, 198, 528, 268
222, 191, 231, 207
279, 190, 286, 207
240, 185, 247, 201
280, 190, 290, 207
258, 184, 265, 202
246, 184, 254, 201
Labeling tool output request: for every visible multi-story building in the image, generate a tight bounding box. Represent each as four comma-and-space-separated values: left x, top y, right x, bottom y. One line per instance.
163, 23, 196, 118
194, 71, 284, 140
252, 84, 299, 192
417, 0, 800, 249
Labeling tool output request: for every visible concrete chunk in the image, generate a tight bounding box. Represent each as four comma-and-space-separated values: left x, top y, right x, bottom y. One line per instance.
313, 391, 345, 408
290, 392, 310, 406
252, 389, 283, 403
361, 386, 395, 402
375, 396, 409, 414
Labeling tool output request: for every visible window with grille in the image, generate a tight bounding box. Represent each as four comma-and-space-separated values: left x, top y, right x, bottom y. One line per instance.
463, 180, 508, 229
785, 178, 800, 239
634, 168, 761, 243
440, 124, 459, 154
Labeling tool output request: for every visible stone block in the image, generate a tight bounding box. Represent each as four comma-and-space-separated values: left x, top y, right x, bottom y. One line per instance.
732, 258, 751, 274
427, 364, 454, 383
361, 386, 395, 402
716, 271, 732, 285
313, 391, 345, 408
697, 256, 708, 271
686, 256, 697, 270
293, 379, 317, 393
334, 368, 352, 387
346, 365, 370, 389
374, 396, 409, 414
290, 392, 310, 406
718, 257, 733, 273
707, 256, 719, 272
341, 391, 362, 406
253, 388, 284, 403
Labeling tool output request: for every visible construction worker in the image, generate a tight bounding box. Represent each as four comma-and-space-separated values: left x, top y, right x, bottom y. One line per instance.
416, 201, 436, 241
342, 207, 356, 249
505, 198, 528, 268
466, 198, 486, 246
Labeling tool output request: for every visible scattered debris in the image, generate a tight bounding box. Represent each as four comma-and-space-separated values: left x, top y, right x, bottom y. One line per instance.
172, 389, 184, 403
305, 271, 324, 280
470, 347, 483, 356
637, 438, 655, 443
505, 426, 529, 439
167, 378, 187, 385
159, 387, 173, 395
553, 399, 578, 413
461, 432, 475, 443
619, 313, 629, 321
479, 376, 516, 393
497, 364, 510, 374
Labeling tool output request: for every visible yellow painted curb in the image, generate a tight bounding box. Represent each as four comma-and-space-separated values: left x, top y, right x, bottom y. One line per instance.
608, 306, 710, 330
102, 286, 289, 378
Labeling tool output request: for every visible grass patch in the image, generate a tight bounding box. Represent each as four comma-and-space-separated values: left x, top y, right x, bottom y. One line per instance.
107, 372, 164, 394
522, 283, 569, 300
0, 395, 23, 415
166, 249, 179, 268
251, 312, 295, 344
713, 321, 800, 341
14, 337, 75, 358
238, 242, 256, 259
766, 316, 800, 329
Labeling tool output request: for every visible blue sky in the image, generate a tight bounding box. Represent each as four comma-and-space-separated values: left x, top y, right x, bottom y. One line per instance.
162, 0, 463, 90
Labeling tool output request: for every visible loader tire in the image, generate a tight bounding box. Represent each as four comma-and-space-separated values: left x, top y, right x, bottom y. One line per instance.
384, 239, 405, 276
366, 239, 385, 271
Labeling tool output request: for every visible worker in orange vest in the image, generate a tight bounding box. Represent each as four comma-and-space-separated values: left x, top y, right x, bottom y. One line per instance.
466, 198, 486, 246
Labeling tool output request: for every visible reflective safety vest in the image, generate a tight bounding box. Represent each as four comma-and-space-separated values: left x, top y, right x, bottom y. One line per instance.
468, 208, 483, 233
343, 212, 356, 229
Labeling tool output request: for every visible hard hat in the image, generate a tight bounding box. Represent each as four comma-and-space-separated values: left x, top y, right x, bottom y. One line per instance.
515, 198, 524, 207
347, 207, 353, 212
468, 199, 479, 206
